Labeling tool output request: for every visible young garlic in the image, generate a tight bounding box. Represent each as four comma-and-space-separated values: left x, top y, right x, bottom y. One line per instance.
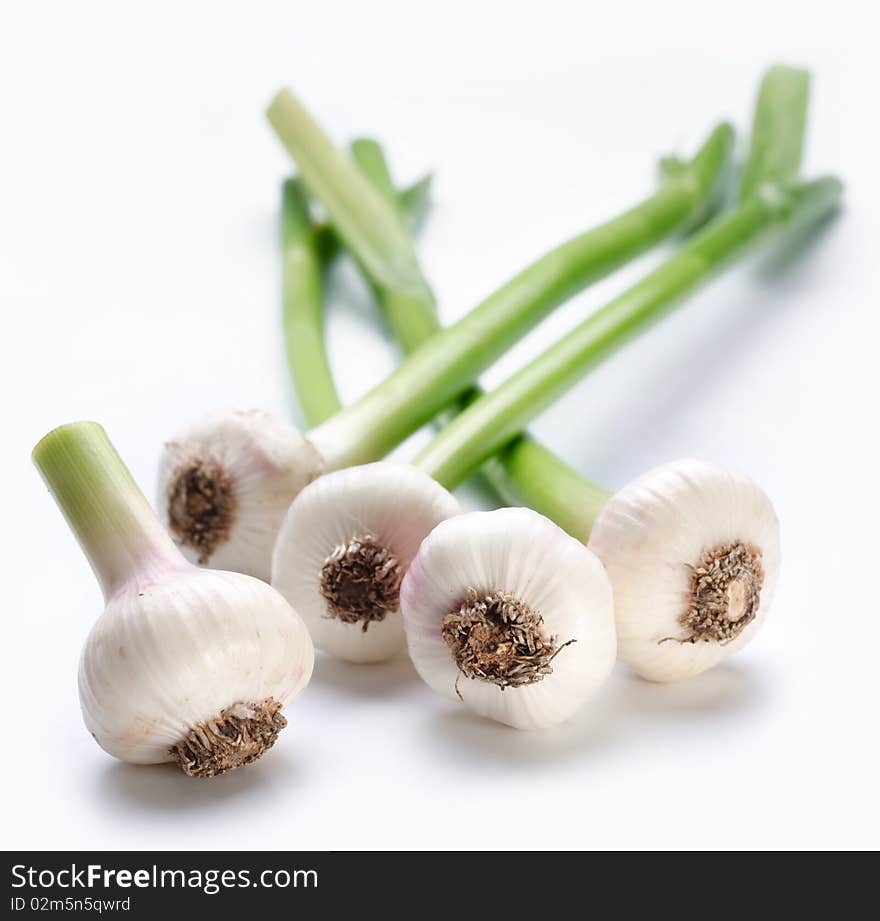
412, 451, 780, 684
587, 459, 779, 682
400, 507, 616, 730
35, 422, 314, 777
271, 463, 462, 663
273, 68, 830, 706
272, 173, 839, 673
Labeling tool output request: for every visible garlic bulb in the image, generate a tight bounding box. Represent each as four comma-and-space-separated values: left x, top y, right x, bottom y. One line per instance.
588, 459, 780, 683
36, 422, 314, 776
401, 507, 616, 729
271, 463, 462, 663
158, 409, 321, 582
82, 566, 314, 774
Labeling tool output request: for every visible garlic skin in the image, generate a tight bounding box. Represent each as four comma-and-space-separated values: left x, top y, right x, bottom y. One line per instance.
401, 507, 617, 730
272, 463, 462, 663
588, 459, 780, 683
80, 564, 315, 769
158, 409, 322, 581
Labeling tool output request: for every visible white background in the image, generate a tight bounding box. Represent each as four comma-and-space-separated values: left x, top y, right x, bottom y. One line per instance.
1, 0, 877, 850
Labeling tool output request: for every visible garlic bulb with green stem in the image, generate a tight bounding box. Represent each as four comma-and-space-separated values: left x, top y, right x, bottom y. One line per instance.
276, 67, 837, 713
273, 173, 841, 681
34, 422, 314, 777
403, 175, 838, 691
158, 90, 732, 582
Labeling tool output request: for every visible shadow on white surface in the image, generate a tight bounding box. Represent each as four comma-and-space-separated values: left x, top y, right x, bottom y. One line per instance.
417, 661, 770, 769
95, 744, 304, 816
755, 208, 842, 280
308, 650, 423, 700
614, 659, 770, 718
568, 220, 841, 480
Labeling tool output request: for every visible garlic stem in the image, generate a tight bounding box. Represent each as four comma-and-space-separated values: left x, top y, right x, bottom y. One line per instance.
344, 148, 613, 533
310, 174, 432, 267
740, 66, 810, 203
349, 138, 481, 421
348, 139, 433, 237
485, 441, 612, 542
33, 422, 184, 599
283, 172, 434, 427
347, 143, 613, 533
282, 179, 339, 426
267, 88, 733, 470
413, 176, 842, 495
348, 138, 441, 353
268, 90, 430, 300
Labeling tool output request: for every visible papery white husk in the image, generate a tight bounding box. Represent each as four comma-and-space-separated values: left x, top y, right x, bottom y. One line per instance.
79, 565, 314, 764
158, 409, 322, 581
588, 459, 780, 683
401, 507, 617, 730
272, 463, 462, 663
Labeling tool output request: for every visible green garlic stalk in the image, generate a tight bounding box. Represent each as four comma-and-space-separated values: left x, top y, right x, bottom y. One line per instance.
154, 93, 730, 583
283, 173, 432, 426
34, 422, 313, 775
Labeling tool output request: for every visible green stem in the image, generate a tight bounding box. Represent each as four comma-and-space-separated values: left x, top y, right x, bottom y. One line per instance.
311, 174, 432, 265
33, 422, 183, 599
348, 138, 441, 352
349, 139, 530, 502
349, 140, 478, 407
268, 90, 431, 301
349, 138, 406, 220
290, 114, 733, 468
414, 177, 843, 508
283, 169, 434, 426
397, 175, 433, 234
336, 146, 615, 535
347, 139, 434, 237
282, 179, 340, 425
740, 65, 810, 203
483, 440, 611, 541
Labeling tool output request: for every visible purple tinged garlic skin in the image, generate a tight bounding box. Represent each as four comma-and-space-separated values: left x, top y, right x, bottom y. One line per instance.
158, 409, 322, 582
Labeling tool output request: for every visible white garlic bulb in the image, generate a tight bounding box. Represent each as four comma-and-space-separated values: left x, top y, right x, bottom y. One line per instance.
588, 459, 780, 683
82, 566, 314, 774
35, 421, 314, 777
401, 507, 617, 729
272, 463, 462, 663
158, 409, 322, 582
